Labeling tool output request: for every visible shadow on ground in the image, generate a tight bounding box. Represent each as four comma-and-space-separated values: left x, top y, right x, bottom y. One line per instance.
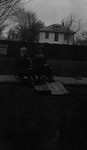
0, 83, 86, 150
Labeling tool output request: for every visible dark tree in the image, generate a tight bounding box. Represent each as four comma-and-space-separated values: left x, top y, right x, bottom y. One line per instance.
10, 8, 44, 42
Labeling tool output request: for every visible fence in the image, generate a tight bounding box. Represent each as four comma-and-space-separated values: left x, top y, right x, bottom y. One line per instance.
0, 40, 87, 61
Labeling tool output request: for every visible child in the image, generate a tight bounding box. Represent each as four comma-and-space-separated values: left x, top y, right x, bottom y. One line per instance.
15, 47, 32, 79
32, 48, 53, 83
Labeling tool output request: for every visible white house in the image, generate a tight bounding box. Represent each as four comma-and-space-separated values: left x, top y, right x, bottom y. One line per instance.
39, 23, 75, 45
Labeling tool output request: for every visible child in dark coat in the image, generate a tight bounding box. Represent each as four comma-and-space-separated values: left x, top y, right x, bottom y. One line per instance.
15, 47, 32, 79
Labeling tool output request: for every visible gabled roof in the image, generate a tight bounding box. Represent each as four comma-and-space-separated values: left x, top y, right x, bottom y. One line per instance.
39, 24, 75, 34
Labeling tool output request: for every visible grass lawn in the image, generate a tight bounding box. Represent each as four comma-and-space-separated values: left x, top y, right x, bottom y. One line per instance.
0, 58, 87, 77
48, 59, 87, 77
0, 57, 86, 149
0, 83, 86, 150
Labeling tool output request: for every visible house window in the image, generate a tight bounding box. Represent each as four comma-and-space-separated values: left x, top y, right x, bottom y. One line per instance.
64, 34, 69, 41
45, 32, 49, 39
54, 33, 59, 41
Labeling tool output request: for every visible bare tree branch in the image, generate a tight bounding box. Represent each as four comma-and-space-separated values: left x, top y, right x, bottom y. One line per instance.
8, 8, 44, 42
81, 31, 87, 40
61, 14, 83, 33
0, 0, 33, 26
61, 13, 83, 44
0, 0, 20, 25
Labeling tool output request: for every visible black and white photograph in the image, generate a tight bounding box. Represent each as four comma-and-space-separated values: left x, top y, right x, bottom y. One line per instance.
0, 0, 86, 149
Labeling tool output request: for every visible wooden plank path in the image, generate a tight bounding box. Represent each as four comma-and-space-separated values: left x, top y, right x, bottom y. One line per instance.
76, 77, 87, 85
0, 75, 87, 86
0, 75, 19, 83
6, 75, 19, 83
54, 76, 80, 85
0, 75, 10, 83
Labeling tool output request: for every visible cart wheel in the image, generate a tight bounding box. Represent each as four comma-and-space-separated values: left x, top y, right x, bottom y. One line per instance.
15, 74, 24, 80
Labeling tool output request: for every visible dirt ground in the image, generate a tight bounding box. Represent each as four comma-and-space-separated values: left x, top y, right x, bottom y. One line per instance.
0, 83, 86, 150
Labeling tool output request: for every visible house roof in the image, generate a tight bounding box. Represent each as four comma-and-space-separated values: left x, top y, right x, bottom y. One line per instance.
39, 24, 75, 34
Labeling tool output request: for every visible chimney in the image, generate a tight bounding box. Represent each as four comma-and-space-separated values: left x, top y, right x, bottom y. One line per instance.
62, 22, 64, 26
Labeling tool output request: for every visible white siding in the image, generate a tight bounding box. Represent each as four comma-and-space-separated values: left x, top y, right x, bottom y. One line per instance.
39, 32, 54, 43
68, 35, 74, 45
39, 32, 74, 45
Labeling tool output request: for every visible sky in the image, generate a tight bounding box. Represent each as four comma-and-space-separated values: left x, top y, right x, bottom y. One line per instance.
24, 0, 87, 27
3, 0, 87, 36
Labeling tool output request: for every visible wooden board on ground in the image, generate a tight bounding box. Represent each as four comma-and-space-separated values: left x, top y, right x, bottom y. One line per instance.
34, 83, 50, 92
46, 81, 69, 95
